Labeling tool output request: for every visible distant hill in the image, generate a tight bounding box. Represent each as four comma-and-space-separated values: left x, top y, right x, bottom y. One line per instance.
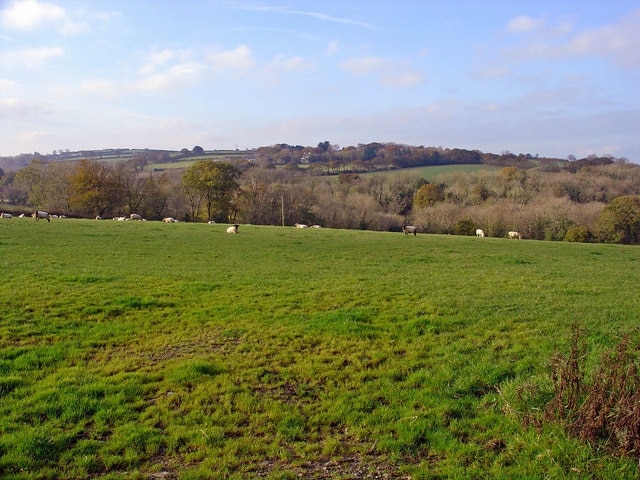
0, 141, 620, 175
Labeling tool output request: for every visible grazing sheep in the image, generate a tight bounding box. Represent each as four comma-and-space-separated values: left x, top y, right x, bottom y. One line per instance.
95, 215, 102, 220
508, 231, 522, 239
476, 228, 485, 238
311, 224, 322, 228
226, 224, 239, 234
113, 216, 127, 221
130, 213, 143, 221
33, 210, 50, 222
162, 217, 177, 223
402, 225, 418, 236
0, 212, 12, 218
295, 223, 309, 228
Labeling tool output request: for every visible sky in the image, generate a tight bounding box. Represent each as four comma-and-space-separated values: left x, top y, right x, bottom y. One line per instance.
1, 0, 639, 161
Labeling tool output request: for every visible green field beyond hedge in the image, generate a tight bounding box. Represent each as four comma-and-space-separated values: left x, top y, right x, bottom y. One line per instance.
0, 219, 639, 479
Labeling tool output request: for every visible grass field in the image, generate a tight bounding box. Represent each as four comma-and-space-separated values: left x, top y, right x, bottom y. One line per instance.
359, 164, 503, 181
0, 219, 639, 479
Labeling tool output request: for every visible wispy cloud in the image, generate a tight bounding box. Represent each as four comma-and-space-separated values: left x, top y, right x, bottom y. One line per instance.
132, 45, 258, 92
0, 45, 64, 68
340, 55, 424, 88
235, 4, 379, 30
324, 40, 339, 57
79, 79, 117, 98
132, 61, 206, 92
138, 48, 193, 76
504, 8, 640, 68
506, 15, 546, 34
208, 45, 255, 71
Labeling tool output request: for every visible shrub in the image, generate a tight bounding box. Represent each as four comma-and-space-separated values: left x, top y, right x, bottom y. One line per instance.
564, 226, 592, 243
453, 219, 476, 236
595, 195, 640, 244
544, 327, 640, 460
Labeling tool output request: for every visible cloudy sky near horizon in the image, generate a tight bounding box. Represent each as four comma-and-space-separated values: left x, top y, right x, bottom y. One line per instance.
1, 0, 639, 161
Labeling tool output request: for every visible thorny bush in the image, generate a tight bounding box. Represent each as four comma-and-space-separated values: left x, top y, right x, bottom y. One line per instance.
544, 326, 640, 459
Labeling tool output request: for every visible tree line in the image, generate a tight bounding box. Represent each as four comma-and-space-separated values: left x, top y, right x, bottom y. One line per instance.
1, 147, 639, 244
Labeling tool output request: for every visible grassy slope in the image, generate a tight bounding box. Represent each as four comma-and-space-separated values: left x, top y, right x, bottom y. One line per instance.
0, 219, 638, 479
359, 164, 503, 181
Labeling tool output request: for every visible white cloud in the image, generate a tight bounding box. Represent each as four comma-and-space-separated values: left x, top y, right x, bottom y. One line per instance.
138, 49, 191, 76
504, 8, 640, 68
340, 56, 424, 88
476, 66, 510, 79
132, 45, 258, 92
325, 40, 339, 57
0, 0, 86, 34
1, 45, 63, 68
340, 56, 385, 76
208, 45, 255, 71
259, 53, 314, 85
131, 48, 208, 92
268, 54, 313, 73
506, 15, 546, 34
132, 61, 205, 92
0, 97, 45, 117
79, 79, 117, 97
0, 78, 16, 91
381, 71, 425, 88
565, 9, 640, 68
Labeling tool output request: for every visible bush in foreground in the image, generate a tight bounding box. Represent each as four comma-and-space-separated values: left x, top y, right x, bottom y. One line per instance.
544, 327, 640, 460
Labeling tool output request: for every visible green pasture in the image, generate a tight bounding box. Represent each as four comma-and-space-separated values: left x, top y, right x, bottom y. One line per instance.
0, 219, 638, 479
144, 151, 250, 171
360, 164, 503, 181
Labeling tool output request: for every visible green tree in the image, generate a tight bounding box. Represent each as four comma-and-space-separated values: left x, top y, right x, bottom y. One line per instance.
68, 159, 123, 217
14, 159, 48, 208
181, 161, 241, 222
596, 195, 640, 244
413, 183, 445, 208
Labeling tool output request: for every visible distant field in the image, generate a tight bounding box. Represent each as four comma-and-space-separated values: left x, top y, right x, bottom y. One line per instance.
0, 219, 638, 478
144, 151, 251, 171
360, 164, 503, 181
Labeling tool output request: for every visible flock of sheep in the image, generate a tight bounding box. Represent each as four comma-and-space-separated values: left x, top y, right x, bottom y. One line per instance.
402, 225, 522, 239
1, 210, 67, 221
1, 212, 523, 239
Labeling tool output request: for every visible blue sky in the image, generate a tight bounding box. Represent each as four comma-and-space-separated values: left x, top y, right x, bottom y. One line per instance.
1, 0, 639, 161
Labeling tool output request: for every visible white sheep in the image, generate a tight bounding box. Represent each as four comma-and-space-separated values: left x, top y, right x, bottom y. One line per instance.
508, 231, 522, 239
33, 210, 50, 222
402, 225, 418, 236
476, 229, 485, 238
226, 224, 239, 234
295, 223, 309, 228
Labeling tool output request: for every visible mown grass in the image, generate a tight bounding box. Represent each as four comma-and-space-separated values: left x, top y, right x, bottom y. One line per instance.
0, 219, 638, 479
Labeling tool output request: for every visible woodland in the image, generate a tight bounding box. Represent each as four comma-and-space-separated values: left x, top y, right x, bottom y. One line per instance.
1, 142, 639, 244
